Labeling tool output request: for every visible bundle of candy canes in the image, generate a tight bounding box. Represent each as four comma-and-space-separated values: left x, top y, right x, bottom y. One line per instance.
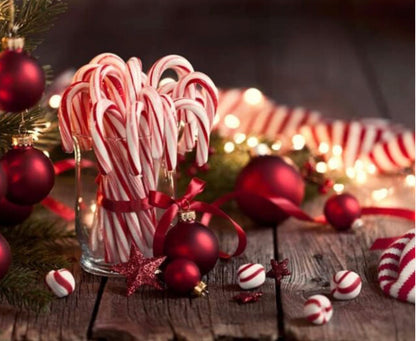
216, 89, 415, 173
58, 53, 218, 263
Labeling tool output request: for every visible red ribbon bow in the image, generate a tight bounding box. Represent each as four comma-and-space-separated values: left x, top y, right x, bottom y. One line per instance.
149, 177, 247, 259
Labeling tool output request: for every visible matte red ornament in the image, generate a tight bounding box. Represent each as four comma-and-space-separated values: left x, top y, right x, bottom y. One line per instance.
324, 193, 361, 231
0, 197, 33, 225
164, 220, 219, 275
235, 155, 305, 225
0, 44, 45, 112
2, 142, 55, 205
164, 258, 201, 295
0, 233, 11, 279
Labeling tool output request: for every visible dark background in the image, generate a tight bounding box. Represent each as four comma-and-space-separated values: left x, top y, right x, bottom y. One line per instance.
37, 0, 414, 126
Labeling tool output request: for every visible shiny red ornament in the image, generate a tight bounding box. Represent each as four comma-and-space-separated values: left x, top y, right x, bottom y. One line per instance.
2, 143, 55, 205
164, 258, 201, 295
324, 193, 361, 231
164, 219, 219, 274
0, 233, 10, 279
235, 155, 305, 225
0, 197, 33, 225
0, 46, 45, 112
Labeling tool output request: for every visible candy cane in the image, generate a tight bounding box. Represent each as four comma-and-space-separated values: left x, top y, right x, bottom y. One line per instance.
160, 94, 178, 171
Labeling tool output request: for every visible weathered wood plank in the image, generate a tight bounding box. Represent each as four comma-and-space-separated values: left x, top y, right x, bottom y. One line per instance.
93, 229, 278, 341
0, 248, 101, 340
278, 177, 415, 341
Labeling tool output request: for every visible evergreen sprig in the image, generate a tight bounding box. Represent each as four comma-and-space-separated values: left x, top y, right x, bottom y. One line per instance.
0, 217, 75, 311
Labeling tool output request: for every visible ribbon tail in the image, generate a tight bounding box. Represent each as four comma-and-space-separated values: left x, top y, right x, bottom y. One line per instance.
370, 237, 401, 250
193, 201, 246, 259
41, 196, 75, 221
362, 207, 415, 221
153, 205, 179, 256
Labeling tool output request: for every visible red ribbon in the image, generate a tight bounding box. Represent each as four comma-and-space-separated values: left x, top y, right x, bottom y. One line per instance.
202, 190, 415, 228
370, 230, 415, 250
149, 178, 247, 259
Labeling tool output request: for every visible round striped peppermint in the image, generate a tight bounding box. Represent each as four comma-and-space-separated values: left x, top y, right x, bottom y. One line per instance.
236, 263, 266, 290
304, 294, 333, 325
330, 270, 362, 300
45, 269, 76, 298
378, 229, 415, 303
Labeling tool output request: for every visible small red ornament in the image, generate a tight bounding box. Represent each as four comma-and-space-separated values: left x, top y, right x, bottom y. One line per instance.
266, 258, 291, 284
164, 211, 219, 275
112, 245, 166, 296
324, 193, 361, 231
235, 155, 305, 225
0, 233, 11, 279
164, 258, 207, 296
2, 134, 54, 205
0, 37, 45, 112
0, 197, 33, 226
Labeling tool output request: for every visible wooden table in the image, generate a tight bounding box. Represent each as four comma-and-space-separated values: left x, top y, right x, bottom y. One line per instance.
2, 1, 414, 340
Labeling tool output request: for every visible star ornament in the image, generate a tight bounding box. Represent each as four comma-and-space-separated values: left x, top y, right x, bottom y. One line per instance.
232, 292, 263, 304
266, 258, 291, 284
112, 245, 166, 296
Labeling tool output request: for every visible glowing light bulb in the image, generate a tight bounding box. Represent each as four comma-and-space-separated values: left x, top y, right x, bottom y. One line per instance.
318, 142, 330, 154
271, 140, 282, 151
367, 163, 377, 175
224, 141, 235, 153
405, 174, 415, 187
354, 159, 364, 170
49, 94, 62, 109
159, 77, 175, 87
243, 88, 263, 105
327, 157, 341, 170
356, 171, 367, 184
346, 167, 356, 179
333, 183, 344, 194
233, 133, 246, 144
90, 203, 97, 213
316, 161, 328, 173
372, 188, 389, 202
332, 145, 343, 156
255, 143, 270, 156
292, 134, 305, 150
224, 114, 240, 129
247, 136, 259, 148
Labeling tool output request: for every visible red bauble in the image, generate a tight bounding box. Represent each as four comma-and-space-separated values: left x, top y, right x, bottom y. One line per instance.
324, 193, 361, 231
164, 220, 219, 274
2, 144, 55, 205
0, 49, 45, 112
235, 155, 305, 225
0, 197, 33, 225
0, 233, 11, 279
164, 259, 201, 295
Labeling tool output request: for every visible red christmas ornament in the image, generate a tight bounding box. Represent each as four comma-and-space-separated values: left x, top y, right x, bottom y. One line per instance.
0, 197, 33, 226
235, 155, 305, 225
0, 233, 11, 279
0, 37, 45, 112
2, 135, 54, 206
164, 212, 219, 275
164, 258, 207, 296
324, 193, 361, 231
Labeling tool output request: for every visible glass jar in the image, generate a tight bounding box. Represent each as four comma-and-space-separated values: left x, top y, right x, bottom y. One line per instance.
73, 135, 175, 276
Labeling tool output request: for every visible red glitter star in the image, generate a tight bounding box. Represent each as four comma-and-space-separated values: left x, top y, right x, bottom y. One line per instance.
266, 258, 290, 284
232, 292, 263, 304
112, 245, 166, 296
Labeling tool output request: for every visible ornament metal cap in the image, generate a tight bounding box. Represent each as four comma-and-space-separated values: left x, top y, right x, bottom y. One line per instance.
193, 281, 208, 297
1, 37, 24, 51
12, 134, 33, 147
179, 210, 196, 222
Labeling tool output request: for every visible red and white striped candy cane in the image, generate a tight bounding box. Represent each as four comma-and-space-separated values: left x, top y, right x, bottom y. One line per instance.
161, 94, 178, 171
147, 54, 194, 89
174, 98, 211, 166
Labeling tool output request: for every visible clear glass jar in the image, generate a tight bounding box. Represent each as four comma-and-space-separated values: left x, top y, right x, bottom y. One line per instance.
73, 135, 175, 276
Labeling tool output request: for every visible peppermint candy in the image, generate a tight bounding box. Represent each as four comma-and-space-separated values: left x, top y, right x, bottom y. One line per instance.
304, 294, 333, 325
330, 270, 362, 300
378, 229, 415, 303
236, 263, 266, 290
45, 269, 76, 298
